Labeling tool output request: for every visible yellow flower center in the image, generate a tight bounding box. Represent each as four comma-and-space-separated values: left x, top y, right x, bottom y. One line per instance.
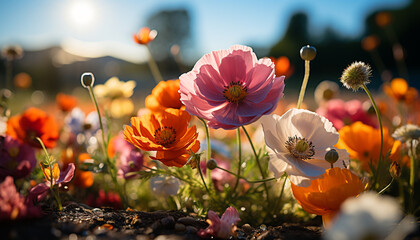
223, 81, 248, 103
285, 136, 315, 160
154, 126, 176, 147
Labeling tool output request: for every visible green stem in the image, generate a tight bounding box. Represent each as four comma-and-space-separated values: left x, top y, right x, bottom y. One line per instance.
362, 84, 383, 186
52, 189, 63, 211
5, 60, 12, 90
297, 60, 310, 109
146, 45, 164, 84
242, 126, 270, 201
215, 166, 276, 183
233, 128, 242, 192
378, 178, 394, 195
409, 140, 416, 213
87, 86, 127, 208
199, 117, 212, 184
197, 159, 211, 196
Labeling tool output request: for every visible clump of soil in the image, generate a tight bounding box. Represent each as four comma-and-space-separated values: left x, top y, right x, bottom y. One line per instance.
1, 203, 322, 239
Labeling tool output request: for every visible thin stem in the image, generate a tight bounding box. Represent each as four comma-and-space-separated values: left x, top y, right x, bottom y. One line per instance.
52, 190, 63, 211
362, 84, 383, 186
378, 178, 394, 195
87, 85, 108, 156
146, 45, 164, 84
232, 128, 242, 192
297, 60, 310, 109
199, 117, 212, 184
5, 60, 12, 90
409, 140, 416, 213
197, 159, 211, 196
87, 86, 127, 208
215, 166, 276, 183
242, 126, 269, 201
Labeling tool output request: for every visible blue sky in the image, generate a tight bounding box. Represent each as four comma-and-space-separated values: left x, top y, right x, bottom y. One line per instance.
0, 0, 410, 63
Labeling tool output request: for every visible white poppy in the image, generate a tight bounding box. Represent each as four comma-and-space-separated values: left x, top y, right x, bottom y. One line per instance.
261, 108, 349, 187
324, 192, 416, 240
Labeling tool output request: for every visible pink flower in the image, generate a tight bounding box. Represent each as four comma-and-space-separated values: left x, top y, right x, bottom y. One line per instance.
0, 135, 37, 180
198, 206, 241, 239
28, 163, 75, 202
109, 132, 144, 179
180, 45, 285, 129
316, 99, 377, 130
0, 176, 42, 220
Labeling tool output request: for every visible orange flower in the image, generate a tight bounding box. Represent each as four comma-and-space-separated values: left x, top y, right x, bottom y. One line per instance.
124, 108, 200, 167
336, 122, 401, 171
133, 27, 157, 45
361, 35, 380, 52
270, 56, 294, 77
73, 153, 94, 188
291, 168, 365, 227
384, 78, 418, 104
145, 79, 184, 112
56, 93, 77, 112
7, 107, 59, 148
41, 163, 60, 183
375, 12, 391, 27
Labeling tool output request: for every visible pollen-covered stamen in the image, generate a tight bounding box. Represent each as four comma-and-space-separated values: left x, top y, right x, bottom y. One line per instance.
285, 136, 315, 160
223, 81, 248, 103
154, 126, 176, 147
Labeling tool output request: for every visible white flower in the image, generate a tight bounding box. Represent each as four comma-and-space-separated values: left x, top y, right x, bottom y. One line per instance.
392, 124, 420, 143
324, 192, 417, 240
0, 116, 7, 136
260, 108, 349, 187
150, 176, 180, 197
93, 77, 136, 99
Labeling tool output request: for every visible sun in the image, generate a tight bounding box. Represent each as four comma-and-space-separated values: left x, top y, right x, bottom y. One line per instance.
68, 0, 96, 29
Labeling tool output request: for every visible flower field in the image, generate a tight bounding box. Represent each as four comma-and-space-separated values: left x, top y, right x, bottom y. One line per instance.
1, 6, 420, 240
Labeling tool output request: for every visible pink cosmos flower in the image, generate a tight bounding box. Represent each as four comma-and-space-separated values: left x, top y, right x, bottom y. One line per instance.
28, 163, 75, 202
197, 206, 241, 239
316, 99, 377, 130
180, 45, 285, 130
0, 135, 37, 180
0, 176, 42, 220
109, 132, 144, 179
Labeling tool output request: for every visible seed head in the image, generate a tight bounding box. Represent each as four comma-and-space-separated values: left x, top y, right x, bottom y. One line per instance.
81, 72, 95, 88
206, 159, 218, 170
340, 61, 372, 91
300, 45, 317, 61
324, 149, 339, 165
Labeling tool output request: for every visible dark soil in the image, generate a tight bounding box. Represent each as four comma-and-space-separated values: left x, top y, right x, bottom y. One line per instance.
1, 203, 323, 240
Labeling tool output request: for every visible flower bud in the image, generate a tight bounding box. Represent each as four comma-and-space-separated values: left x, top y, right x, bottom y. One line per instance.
206, 159, 218, 170
325, 149, 339, 165
340, 61, 371, 91
81, 72, 95, 88
389, 161, 401, 178
300, 45, 316, 61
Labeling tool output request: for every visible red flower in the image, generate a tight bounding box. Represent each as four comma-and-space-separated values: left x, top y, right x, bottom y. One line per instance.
7, 107, 59, 148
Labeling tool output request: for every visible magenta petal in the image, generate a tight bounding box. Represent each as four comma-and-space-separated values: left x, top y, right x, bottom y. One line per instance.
195, 66, 226, 102
57, 163, 75, 184
228, 45, 257, 72
28, 183, 50, 202
221, 206, 241, 226
246, 58, 275, 91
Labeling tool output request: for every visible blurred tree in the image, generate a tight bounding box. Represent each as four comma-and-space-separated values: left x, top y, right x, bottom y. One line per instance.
146, 9, 192, 61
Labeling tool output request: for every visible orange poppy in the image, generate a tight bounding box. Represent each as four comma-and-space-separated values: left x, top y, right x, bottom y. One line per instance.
145, 79, 184, 112
361, 35, 380, 52
336, 122, 401, 171
133, 27, 156, 45
375, 12, 391, 27
73, 153, 94, 188
384, 78, 418, 104
61, 149, 94, 188
124, 108, 200, 167
7, 107, 59, 148
56, 93, 77, 112
269, 56, 294, 77
291, 168, 365, 227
